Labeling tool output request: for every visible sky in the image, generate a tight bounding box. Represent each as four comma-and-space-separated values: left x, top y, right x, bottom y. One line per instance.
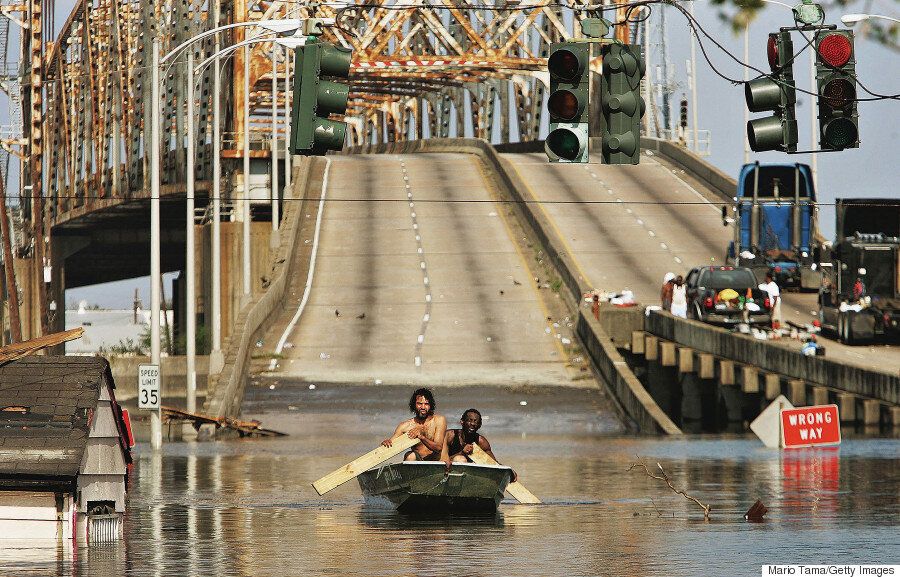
3, 0, 896, 308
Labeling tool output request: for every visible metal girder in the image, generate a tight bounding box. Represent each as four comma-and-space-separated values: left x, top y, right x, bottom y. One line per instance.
32, 0, 596, 234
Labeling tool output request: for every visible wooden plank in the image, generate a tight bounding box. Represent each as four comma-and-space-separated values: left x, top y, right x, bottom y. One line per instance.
0, 327, 84, 362
469, 445, 541, 504
312, 435, 419, 496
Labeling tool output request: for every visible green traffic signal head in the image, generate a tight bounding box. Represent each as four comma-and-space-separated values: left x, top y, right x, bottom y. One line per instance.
546, 125, 588, 162
745, 77, 783, 113
822, 118, 858, 149
319, 43, 352, 77
747, 115, 786, 152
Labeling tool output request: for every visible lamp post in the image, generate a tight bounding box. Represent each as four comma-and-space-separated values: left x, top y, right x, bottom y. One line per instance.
841, 13, 900, 25
149, 18, 304, 449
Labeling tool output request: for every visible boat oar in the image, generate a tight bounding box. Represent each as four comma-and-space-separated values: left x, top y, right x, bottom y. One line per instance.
312, 434, 419, 496
469, 444, 541, 504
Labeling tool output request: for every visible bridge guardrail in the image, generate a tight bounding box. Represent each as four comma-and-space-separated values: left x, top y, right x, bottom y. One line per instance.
645, 311, 899, 406
203, 156, 322, 420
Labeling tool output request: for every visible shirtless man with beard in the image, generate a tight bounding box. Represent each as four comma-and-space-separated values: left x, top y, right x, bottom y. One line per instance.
381, 388, 448, 462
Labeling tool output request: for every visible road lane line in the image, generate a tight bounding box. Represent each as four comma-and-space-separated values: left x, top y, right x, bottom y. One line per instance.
270, 157, 332, 371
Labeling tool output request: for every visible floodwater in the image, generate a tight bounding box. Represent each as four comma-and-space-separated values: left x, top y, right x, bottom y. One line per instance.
2, 383, 898, 577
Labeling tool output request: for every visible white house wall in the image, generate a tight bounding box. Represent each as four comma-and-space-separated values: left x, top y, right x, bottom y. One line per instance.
0, 491, 75, 540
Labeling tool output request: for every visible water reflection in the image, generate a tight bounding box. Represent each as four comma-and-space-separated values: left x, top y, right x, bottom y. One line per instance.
0, 384, 897, 576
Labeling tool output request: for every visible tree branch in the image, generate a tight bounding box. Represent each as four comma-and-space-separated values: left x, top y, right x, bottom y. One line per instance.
628, 457, 711, 520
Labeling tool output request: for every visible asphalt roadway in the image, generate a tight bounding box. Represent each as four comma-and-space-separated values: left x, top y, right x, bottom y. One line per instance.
260, 153, 584, 387
503, 151, 900, 374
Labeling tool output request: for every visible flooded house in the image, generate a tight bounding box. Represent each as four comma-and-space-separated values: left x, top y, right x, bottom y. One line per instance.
0, 356, 133, 542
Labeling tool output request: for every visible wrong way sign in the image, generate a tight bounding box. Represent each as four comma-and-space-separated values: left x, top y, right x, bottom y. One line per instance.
780, 405, 841, 448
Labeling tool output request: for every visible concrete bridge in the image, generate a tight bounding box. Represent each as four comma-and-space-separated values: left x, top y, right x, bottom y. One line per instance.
6, 0, 897, 434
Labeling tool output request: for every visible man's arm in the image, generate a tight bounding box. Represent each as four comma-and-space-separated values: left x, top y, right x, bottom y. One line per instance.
477, 436, 517, 482
381, 420, 410, 447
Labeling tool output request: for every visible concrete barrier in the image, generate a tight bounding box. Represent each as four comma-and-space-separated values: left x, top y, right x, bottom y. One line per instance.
108, 356, 209, 402
204, 157, 322, 418
645, 311, 899, 406
344, 138, 681, 434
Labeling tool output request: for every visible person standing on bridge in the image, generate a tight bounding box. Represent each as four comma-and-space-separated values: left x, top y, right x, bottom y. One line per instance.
661, 272, 675, 311
382, 388, 448, 463
759, 272, 783, 329
670, 276, 688, 318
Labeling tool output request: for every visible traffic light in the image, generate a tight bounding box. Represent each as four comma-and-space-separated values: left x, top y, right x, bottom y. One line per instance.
545, 42, 590, 163
600, 43, 645, 165
745, 32, 798, 152
679, 98, 688, 129
815, 30, 858, 150
291, 39, 353, 155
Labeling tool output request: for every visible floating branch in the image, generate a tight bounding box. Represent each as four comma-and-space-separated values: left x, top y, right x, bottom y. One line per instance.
628, 457, 711, 520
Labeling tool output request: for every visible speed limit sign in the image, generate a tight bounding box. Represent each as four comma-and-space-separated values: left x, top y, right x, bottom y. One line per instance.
138, 364, 160, 409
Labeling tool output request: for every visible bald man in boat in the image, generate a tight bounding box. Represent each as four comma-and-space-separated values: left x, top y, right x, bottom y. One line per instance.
381, 387, 448, 462
445, 408, 517, 482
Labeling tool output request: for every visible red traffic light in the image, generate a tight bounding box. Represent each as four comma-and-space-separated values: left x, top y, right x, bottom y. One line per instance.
767, 35, 779, 70
819, 34, 852, 67
822, 77, 856, 109
548, 49, 583, 82
548, 89, 581, 121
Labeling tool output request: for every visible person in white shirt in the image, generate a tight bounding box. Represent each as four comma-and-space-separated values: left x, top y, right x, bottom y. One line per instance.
671, 275, 688, 318
759, 272, 782, 328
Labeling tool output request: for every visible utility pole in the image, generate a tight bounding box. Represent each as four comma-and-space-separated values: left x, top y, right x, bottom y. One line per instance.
25, 0, 47, 337
0, 177, 21, 342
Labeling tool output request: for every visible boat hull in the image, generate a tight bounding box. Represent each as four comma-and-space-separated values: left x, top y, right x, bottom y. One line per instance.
358, 462, 512, 515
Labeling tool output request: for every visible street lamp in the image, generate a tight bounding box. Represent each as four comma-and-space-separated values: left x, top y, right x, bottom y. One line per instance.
149, 18, 304, 449
841, 13, 900, 26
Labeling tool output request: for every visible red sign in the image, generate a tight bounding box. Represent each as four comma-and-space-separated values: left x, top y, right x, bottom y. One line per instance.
780, 405, 841, 448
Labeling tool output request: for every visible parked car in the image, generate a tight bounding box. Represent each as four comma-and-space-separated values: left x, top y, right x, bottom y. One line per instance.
684, 266, 772, 326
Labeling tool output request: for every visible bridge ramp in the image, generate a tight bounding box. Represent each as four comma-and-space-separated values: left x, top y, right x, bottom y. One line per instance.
263, 153, 574, 386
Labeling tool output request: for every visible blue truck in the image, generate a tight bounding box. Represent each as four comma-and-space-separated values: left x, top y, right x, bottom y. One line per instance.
726, 162, 822, 290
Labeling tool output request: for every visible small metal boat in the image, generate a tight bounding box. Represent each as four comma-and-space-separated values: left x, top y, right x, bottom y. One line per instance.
357, 461, 513, 514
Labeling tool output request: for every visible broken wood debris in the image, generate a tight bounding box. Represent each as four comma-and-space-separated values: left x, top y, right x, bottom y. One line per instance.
0, 328, 85, 364
161, 406, 287, 437
745, 499, 768, 522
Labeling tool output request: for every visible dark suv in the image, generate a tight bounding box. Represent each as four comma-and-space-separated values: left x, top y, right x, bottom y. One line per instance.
684, 266, 772, 325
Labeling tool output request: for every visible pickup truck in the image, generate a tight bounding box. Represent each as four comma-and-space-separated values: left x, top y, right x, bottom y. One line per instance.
685, 266, 773, 326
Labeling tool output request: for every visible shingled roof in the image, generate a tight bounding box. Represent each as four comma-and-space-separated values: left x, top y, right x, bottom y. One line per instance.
0, 356, 128, 488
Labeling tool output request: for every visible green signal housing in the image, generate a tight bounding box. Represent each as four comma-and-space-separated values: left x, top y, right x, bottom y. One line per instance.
745, 32, 798, 153
291, 39, 353, 155
815, 29, 859, 151
545, 42, 590, 163
600, 43, 645, 165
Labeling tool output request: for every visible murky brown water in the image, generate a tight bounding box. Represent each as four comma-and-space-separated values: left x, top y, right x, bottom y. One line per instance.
2, 383, 897, 576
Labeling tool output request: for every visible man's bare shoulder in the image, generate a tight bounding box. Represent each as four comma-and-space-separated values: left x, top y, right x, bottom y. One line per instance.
432, 414, 447, 425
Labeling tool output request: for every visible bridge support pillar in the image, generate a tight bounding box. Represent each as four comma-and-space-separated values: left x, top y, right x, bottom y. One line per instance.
788, 379, 806, 406
764, 374, 781, 400
890, 406, 900, 428
660, 342, 676, 367
698, 353, 714, 379
678, 347, 694, 373
837, 393, 857, 423
631, 331, 645, 354
644, 336, 658, 361
811, 386, 829, 406
862, 399, 880, 426
741, 366, 759, 393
